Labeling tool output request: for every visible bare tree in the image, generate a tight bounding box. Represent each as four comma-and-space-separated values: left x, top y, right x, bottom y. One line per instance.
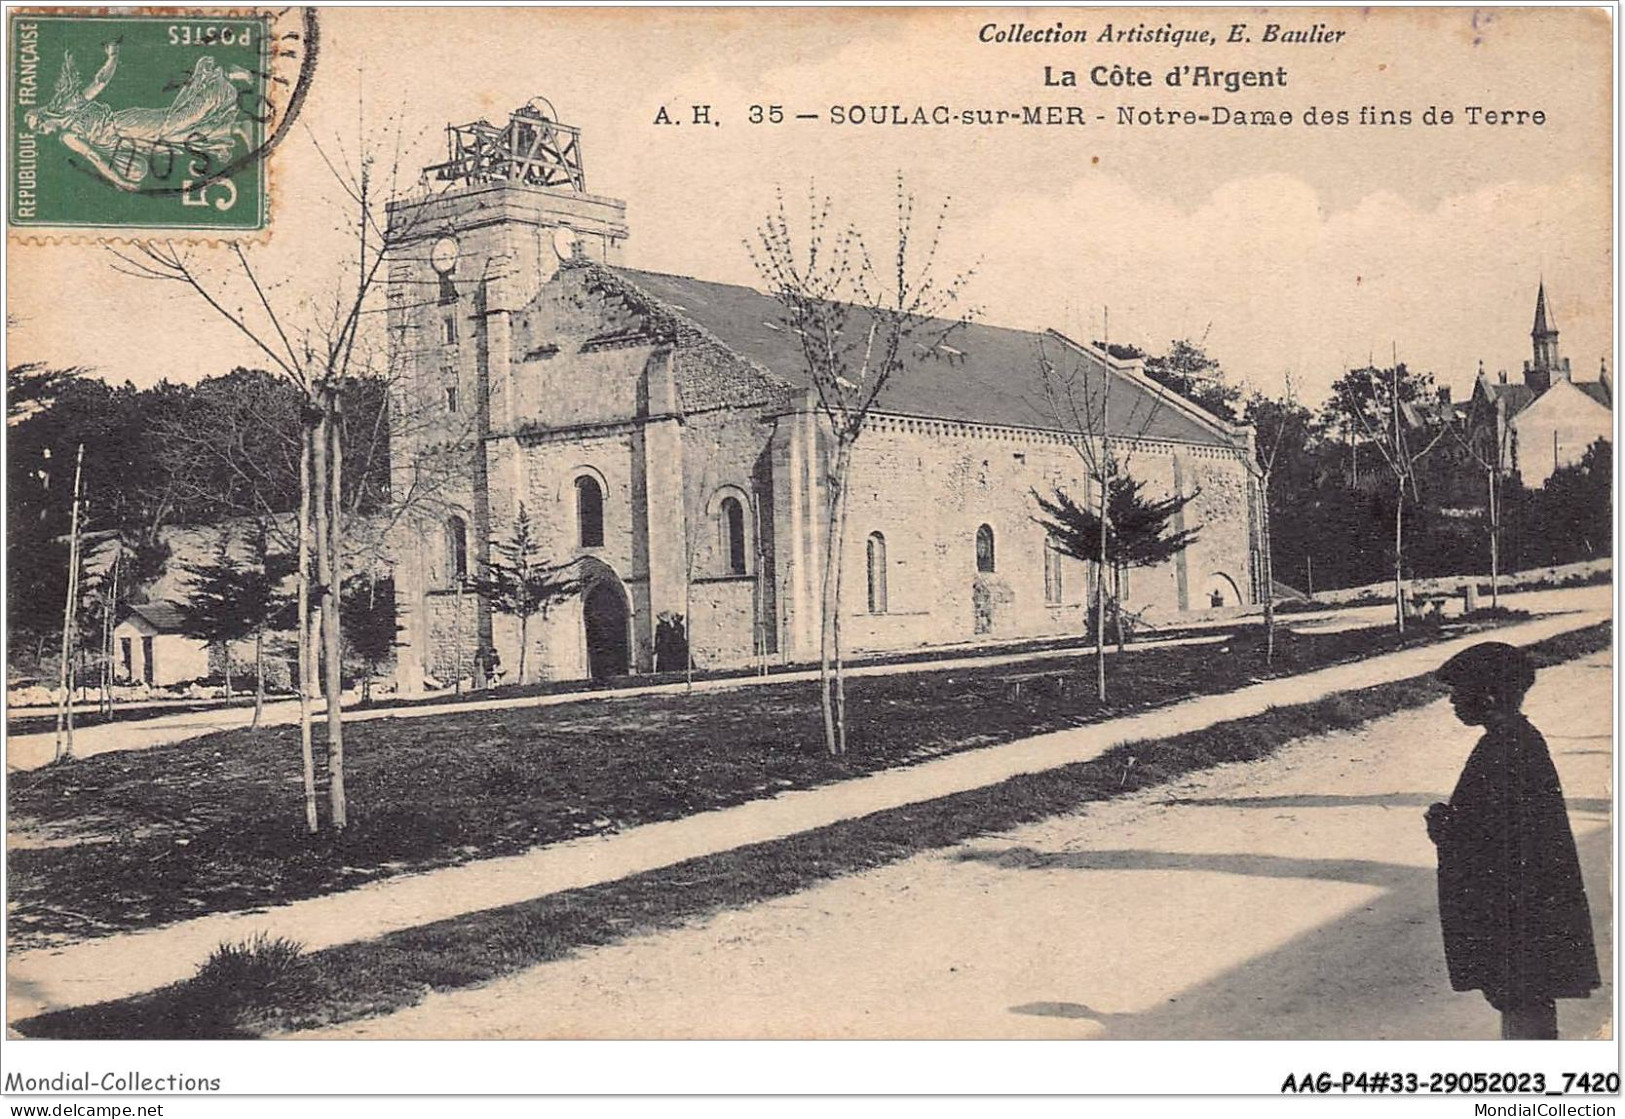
1034, 331, 1179, 701
1448, 393, 1516, 610
146, 369, 404, 826
1242, 374, 1306, 666
747, 178, 974, 755
109, 115, 432, 831
1326, 361, 1446, 633
295, 422, 318, 832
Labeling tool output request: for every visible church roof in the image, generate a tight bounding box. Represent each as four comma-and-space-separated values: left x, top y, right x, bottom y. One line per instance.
1575, 380, 1612, 409
1480, 379, 1536, 414
1400, 396, 1456, 428
605, 267, 1244, 450
123, 602, 188, 634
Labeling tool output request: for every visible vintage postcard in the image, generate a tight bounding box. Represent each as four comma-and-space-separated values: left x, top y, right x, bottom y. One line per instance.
2, 2, 1616, 1104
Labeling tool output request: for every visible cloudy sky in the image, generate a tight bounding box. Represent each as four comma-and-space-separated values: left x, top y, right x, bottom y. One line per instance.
9, 5, 1613, 409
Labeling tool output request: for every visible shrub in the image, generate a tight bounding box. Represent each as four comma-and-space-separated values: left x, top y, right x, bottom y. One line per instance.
194, 932, 306, 998
1460, 606, 1531, 623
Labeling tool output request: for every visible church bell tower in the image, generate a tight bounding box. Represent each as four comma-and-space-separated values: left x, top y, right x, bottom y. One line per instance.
1524, 281, 1571, 393
386, 99, 629, 695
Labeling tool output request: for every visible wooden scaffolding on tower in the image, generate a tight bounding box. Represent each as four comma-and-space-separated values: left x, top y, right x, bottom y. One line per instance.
427, 98, 586, 192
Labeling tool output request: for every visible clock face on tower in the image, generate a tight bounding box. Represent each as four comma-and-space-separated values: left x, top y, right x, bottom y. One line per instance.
430, 236, 460, 276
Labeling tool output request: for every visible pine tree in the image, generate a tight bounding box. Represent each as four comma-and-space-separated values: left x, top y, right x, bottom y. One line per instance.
179, 526, 293, 725
341, 573, 401, 703
1034, 474, 1203, 648
473, 504, 579, 686
179, 538, 252, 697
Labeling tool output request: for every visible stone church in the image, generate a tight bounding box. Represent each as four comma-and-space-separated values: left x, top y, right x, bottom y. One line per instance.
386, 104, 1262, 693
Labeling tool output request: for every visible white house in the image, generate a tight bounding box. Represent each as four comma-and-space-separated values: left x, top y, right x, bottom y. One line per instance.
112, 602, 211, 688
1509, 375, 1613, 487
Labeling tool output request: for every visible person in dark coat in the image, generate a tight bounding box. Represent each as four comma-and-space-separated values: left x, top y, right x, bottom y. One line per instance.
1426, 642, 1599, 1039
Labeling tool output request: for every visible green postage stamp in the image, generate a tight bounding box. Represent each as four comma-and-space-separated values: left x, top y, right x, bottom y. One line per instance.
8, 11, 302, 233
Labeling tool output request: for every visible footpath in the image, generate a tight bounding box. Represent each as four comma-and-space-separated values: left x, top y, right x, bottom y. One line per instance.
6, 591, 1607, 1024
6, 632, 1232, 773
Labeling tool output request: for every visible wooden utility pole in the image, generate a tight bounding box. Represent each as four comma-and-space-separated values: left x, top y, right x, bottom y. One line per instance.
1391, 362, 1406, 634
1095, 307, 1111, 702
100, 548, 120, 717
1487, 465, 1500, 610
53, 443, 85, 763
453, 559, 465, 697
753, 494, 768, 676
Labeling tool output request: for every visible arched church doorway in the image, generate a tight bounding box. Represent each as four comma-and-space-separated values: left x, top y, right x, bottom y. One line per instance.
583, 577, 631, 679
1203, 572, 1243, 609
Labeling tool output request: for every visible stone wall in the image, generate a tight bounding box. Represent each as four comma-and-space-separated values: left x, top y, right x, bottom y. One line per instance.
422, 588, 480, 685
505, 276, 650, 430
1307, 556, 1612, 605
398, 398, 1258, 683
680, 407, 778, 664
688, 577, 761, 668
1178, 449, 1262, 611
834, 416, 1257, 653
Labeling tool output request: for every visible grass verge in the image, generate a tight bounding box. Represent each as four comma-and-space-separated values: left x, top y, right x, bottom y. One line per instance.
13, 621, 1608, 1040
3, 620, 1225, 734
5, 697, 274, 737
8, 616, 1522, 948
346, 618, 1235, 710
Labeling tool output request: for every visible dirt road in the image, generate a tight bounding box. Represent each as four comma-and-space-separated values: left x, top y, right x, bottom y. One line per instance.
297, 647, 1612, 1041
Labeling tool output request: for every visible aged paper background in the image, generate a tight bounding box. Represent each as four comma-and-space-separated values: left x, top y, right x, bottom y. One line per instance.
8, 5, 1612, 407
3, 2, 1615, 1096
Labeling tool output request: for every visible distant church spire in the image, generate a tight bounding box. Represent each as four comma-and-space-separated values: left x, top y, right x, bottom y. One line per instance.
1524, 280, 1569, 392
1532, 279, 1555, 336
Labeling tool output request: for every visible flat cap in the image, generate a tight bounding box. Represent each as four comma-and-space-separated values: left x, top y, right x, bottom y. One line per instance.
1435, 641, 1536, 695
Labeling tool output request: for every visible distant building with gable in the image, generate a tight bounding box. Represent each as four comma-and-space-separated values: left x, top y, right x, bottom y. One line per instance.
1468, 282, 1612, 488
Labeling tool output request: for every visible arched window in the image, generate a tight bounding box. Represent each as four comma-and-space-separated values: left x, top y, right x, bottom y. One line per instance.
1044, 539, 1064, 605
975, 524, 995, 573
721, 496, 747, 575
576, 475, 604, 548
447, 515, 468, 583
866, 532, 888, 614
